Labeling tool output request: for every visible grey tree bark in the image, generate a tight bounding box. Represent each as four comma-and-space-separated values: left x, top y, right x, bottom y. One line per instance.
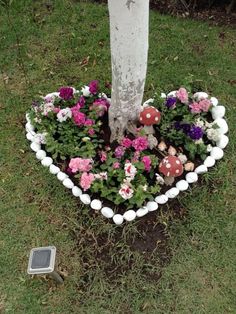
108, 0, 150, 142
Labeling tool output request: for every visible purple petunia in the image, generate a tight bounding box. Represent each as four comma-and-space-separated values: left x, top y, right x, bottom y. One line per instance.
59, 87, 74, 100
165, 97, 177, 109
89, 80, 99, 95
188, 126, 204, 140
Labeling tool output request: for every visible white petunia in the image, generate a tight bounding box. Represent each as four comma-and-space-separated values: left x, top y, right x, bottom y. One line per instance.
124, 162, 137, 180
155, 174, 165, 185
119, 183, 134, 200
42, 102, 55, 116
206, 128, 221, 142
81, 86, 91, 97
57, 108, 72, 122
34, 132, 47, 144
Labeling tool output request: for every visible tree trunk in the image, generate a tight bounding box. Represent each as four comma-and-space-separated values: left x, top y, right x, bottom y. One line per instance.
108, 0, 150, 142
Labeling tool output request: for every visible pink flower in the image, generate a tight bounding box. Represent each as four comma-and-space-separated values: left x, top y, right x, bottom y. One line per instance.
59, 87, 74, 100
142, 156, 152, 172
92, 98, 110, 116
88, 128, 95, 136
121, 137, 133, 148
189, 102, 202, 114
115, 146, 125, 158
76, 96, 85, 108
132, 136, 148, 152
176, 87, 188, 104
132, 151, 140, 163
80, 172, 95, 191
71, 107, 86, 126
84, 119, 94, 126
69, 158, 92, 173
53, 107, 60, 113
99, 151, 107, 162
124, 162, 137, 180
199, 99, 211, 112
89, 80, 99, 94
113, 162, 120, 169
94, 172, 108, 180
119, 183, 134, 200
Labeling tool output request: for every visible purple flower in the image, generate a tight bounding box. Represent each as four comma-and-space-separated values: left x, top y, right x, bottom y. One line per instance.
181, 123, 191, 134
188, 126, 204, 140
59, 87, 74, 100
77, 96, 85, 108
165, 97, 177, 109
89, 80, 99, 95
115, 146, 126, 159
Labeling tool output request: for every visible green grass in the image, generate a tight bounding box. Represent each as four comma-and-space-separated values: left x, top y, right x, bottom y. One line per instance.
0, 1, 236, 313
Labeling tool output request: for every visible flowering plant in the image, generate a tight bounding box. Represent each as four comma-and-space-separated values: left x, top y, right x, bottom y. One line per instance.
27, 83, 226, 211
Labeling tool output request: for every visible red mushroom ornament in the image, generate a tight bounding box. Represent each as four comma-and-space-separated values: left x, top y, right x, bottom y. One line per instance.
139, 106, 161, 127
159, 155, 183, 185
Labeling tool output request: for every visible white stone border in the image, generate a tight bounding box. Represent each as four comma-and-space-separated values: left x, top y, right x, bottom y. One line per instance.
25, 95, 229, 225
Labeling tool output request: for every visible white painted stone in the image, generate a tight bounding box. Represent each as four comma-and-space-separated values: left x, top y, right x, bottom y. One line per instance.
30, 142, 41, 152
41, 157, 53, 167
25, 113, 30, 122
57, 171, 68, 181
49, 164, 60, 175
216, 135, 229, 149
26, 132, 34, 141
72, 186, 82, 197
113, 214, 124, 225
26, 122, 34, 133
155, 194, 168, 204
45, 92, 60, 99
195, 165, 208, 174
36, 150, 47, 160
214, 118, 228, 134
101, 207, 114, 218
160, 92, 166, 99
80, 194, 91, 205
167, 90, 177, 97
136, 207, 149, 217
123, 210, 136, 222
210, 147, 224, 160
165, 187, 179, 199
176, 180, 189, 191
146, 201, 158, 212
91, 199, 102, 211
210, 97, 218, 107
193, 92, 208, 101
186, 172, 198, 183
211, 106, 225, 120
143, 98, 154, 108
63, 178, 74, 189
204, 156, 216, 168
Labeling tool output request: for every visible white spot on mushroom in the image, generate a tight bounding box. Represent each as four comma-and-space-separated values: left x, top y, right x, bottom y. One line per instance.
166, 163, 171, 168
176, 169, 180, 174
176, 160, 180, 164
155, 116, 159, 121
140, 117, 143, 121
146, 113, 151, 118
167, 171, 170, 176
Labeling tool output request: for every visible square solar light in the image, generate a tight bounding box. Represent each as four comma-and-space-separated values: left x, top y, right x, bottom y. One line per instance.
27, 246, 63, 284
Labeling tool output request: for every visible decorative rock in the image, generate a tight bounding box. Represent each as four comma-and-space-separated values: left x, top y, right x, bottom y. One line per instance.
167, 90, 177, 97
123, 210, 136, 222
165, 187, 179, 199
49, 164, 60, 175
155, 194, 168, 204
214, 118, 228, 134
160, 92, 166, 99
146, 201, 158, 212
195, 165, 208, 174
210, 147, 224, 160
36, 150, 47, 160
210, 97, 218, 107
90, 199, 102, 211
57, 171, 68, 181
216, 135, 229, 149
63, 178, 74, 189
25, 113, 30, 122
193, 92, 208, 100
113, 214, 124, 225
80, 194, 91, 205
30, 142, 41, 152
176, 180, 189, 191
204, 156, 216, 168
26, 122, 34, 133
143, 98, 154, 108
211, 106, 225, 120
101, 207, 114, 218
136, 207, 149, 217
72, 186, 82, 197
186, 172, 198, 183
41, 157, 53, 167
26, 132, 34, 141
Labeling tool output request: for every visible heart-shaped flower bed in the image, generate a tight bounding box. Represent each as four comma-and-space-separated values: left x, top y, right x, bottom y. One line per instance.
25, 81, 229, 225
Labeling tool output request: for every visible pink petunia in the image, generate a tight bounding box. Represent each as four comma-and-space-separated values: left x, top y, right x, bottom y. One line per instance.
189, 102, 202, 114
113, 162, 120, 169
176, 87, 189, 104
80, 172, 95, 191
71, 107, 86, 126
121, 137, 133, 148
142, 156, 152, 172
84, 119, 94, 126
89, 80, 99, 94
100, 151, 107, 162
199, 99, 211, 112
88, 128, 95, 136
132, 136, 148, 152
69, 158, 93, 173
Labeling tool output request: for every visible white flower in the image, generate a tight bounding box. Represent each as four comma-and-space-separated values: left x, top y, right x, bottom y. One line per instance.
206, 128, 221, 142
205, 121, 213, 129
124, 162, 137, 180
160, 92, 166, 99
155, 174, 165, 185
44, 92, 60, 103
195, 138, 203, 145
57, 108, 72, 122
34, 132, 47, 144
119, 183, 134, 200
81, 86, 91, 97
178, 153, 187, 164
195, 118, 205, 129
142, 184, 148, 191
34, 117, 42, 124
207, 144, 213, 152
94, 172, 108, 181
42, 102, 54, 116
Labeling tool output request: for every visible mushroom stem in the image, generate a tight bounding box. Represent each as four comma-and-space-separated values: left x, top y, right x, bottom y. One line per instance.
164, 176, 175, 186
143, 125, 154, 135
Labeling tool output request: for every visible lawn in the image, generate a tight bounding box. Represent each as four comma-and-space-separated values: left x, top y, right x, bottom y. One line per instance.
0, 1, 236, 313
